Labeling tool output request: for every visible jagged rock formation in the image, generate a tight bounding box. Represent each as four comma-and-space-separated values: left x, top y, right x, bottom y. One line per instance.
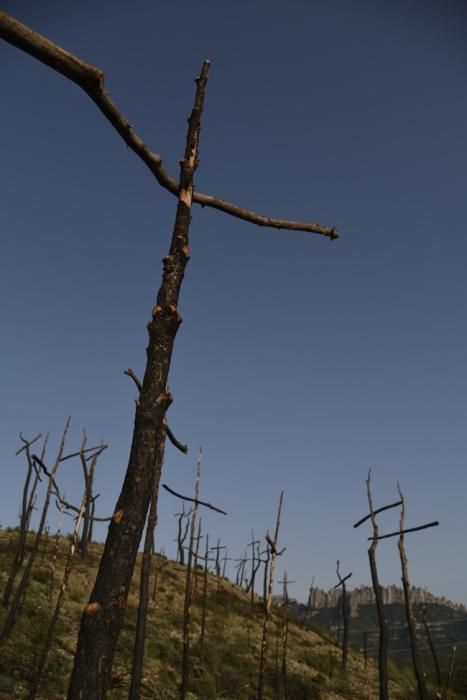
304, 585, 466, 618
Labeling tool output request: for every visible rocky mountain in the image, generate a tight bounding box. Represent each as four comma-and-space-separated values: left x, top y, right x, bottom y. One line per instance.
290, 584, 467, 691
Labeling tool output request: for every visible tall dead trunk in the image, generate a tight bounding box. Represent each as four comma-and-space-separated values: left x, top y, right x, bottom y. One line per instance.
67, 63, 210, 698
0, 420, 70, 644
2, 432, 44, 608
28, 481, 87, 699
257, 491, 284, 700
278, 571, 292, 700
335, 561, 352, 672
200, 533, 209, 647
421, 597, 441, 687
128, 432, 164, 700
366, 470, 389, 700
180, 450, 202, 699
396, 484, 429, 700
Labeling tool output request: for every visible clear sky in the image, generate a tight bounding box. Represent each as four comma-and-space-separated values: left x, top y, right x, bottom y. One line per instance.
1, 0, 466, 607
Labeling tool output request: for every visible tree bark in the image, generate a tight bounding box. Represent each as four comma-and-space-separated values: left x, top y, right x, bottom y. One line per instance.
67, 61, 210, 699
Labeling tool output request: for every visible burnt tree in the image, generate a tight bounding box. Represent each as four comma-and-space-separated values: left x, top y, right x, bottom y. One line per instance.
334, 561, 352, 672
0, 11, 337, 698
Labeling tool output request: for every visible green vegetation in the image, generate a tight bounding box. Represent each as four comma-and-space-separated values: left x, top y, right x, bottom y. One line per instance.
0, 530, 432, 698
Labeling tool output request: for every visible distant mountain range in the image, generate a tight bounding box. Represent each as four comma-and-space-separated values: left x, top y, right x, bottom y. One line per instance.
289, 585, 467, 681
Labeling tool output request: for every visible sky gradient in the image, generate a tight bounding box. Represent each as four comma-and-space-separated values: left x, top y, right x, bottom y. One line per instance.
1, 0, 466, 606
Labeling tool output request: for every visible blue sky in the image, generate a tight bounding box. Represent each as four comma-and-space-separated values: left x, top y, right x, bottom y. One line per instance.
1, 0, 466, 606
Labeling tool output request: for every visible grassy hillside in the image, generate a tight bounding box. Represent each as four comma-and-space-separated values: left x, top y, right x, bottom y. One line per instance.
0, 529, 430, 698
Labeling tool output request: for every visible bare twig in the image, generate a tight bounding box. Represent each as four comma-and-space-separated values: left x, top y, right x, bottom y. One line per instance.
60, 444, 107, 463
0, 11, 338, 240
15, 432, 42, 455
124, 368, 142, 392
124, 368, 188, 453
162, 484, 226, 515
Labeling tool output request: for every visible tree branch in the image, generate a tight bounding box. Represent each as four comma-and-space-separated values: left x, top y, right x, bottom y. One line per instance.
124, 368, 188, 453
162, 483, 227, 515
353, 500, 403, 528
368, 521, 439, 541
0, 10, 338, 240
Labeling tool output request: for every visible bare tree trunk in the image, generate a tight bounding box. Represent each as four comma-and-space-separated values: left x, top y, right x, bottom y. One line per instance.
443, 646, 456, 700
396, 484, 428, 700
258, 491, 284, 700
68, 63, 210, 699
0, 420, 70, 644
78, 435, 104, 556
335, 561, 352, 672
28, 485, 86, 699
280, 571, 290, 700
304, 576, 314, 626
262, 548, 270, 611
129, 432, 164, 700
421, 600, 442, 687
200, 533, 209, 647
181, 450, 201, 699
2, 433, 44, 608
366, 470, 389, 700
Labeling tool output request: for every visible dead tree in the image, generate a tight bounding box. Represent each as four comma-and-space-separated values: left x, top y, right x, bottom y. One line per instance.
443, 646, 456, 700
77, 432, 107, 555
420, 592, 441, 687
278, 571, 295, 700
210, 539, 226, 581
221, 551, 231, 579
200, 533, 214, 647
245, 533, 260, 605
161, 452, 226, 698
353, 470, 391, 700
128, 429, 165, 700
396, 484, 429, 700
334, 561, 352, 672
363, 483, 439, 700
28, 482, 88, 699
181, 451, 202, 700
151, 547, 167, 603
2, 432, 45, 608
191, 518, 203, 596
128, 372, 188, 700
262, 545, 271, 610
258, 491, 286, 700
0, 12, 337, 696
0, 419, 70, 644
304, 576, 315, 625
174, 504, 192, 566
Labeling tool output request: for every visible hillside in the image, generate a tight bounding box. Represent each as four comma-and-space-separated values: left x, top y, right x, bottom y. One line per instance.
0, 529, 422, 699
